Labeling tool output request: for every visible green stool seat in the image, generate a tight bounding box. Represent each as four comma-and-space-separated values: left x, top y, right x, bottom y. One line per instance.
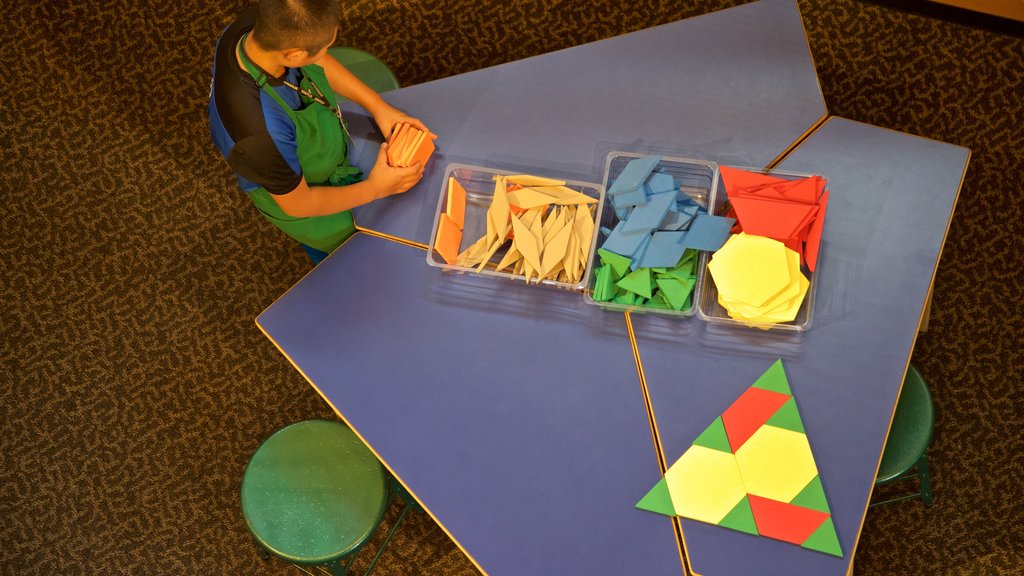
873, 364, 935, 506
327, 47, 400, 99
241, 419, 389, 573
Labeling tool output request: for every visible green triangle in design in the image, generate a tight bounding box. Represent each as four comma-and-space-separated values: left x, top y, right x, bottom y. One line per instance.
692, 416, 733, 453
635, 476, 675, 516
801, 517, 843, 557
765, 397, 805, 433
717, 495, 759, 536
789, 475, 831, 514
751, 359, 792, 395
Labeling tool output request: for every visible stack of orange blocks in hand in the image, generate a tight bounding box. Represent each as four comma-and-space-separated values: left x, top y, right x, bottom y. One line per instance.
387, 122, 435, 167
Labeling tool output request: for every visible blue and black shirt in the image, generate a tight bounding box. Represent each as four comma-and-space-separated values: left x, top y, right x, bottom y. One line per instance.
208, 7, 309, 195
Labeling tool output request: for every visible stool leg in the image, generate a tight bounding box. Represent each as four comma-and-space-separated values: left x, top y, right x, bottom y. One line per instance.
325, 558, 351, 576
918, 453, 933, 506
363, 502, 411, 576
333, 549, 366, 576
250, 538, 271, 561
390, 477, 425, 513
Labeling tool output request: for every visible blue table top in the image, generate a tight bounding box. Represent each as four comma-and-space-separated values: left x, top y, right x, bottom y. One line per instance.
634, 117, 968, 576
258, 235, 683, 576
258, 1, 970, 573
347, 0, 826, 245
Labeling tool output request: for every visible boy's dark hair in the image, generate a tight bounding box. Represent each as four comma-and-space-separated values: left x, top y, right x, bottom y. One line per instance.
253, 0, 341, 54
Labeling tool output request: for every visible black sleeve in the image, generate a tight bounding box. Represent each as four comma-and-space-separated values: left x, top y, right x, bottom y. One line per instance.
227, 134, 303, 195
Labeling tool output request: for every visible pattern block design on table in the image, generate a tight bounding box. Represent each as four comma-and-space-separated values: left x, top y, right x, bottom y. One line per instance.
637, 360, 843, 557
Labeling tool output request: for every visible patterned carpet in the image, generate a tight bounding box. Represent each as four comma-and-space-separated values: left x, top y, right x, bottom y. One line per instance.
1, 0, 1020, 575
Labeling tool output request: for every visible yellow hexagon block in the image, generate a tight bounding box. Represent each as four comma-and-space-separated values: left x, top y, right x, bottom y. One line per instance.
664, 445, 747, 524
708, 233, 792, 307
734, 425, 819, 502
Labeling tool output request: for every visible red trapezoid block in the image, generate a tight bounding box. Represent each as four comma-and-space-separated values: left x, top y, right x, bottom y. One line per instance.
747, 494, 830, 545
721, 387, 791, 452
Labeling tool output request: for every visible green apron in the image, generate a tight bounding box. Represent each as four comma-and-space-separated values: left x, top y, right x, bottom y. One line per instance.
238, 35, 362, 253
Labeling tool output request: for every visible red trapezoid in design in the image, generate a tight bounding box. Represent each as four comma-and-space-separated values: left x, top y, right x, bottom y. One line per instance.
747, 494, 830, 545
721, 387, 791, 452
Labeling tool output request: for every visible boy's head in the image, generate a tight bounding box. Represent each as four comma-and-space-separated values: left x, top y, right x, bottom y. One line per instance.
253, 0, 341, 56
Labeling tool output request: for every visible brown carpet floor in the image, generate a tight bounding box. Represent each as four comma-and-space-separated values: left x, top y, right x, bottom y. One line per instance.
2, 0, 1021, 574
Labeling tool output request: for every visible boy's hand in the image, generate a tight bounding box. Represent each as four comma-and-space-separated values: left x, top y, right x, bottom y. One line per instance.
373, 104, 437, 141
367, 142, 424, 198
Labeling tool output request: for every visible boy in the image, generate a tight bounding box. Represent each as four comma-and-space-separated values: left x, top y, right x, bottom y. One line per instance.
209, 0, 434, 259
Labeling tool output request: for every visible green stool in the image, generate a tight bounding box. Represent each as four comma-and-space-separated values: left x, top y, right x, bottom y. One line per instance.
327, 47, 400, 100
872, 364, 935, 507
241, 419, 411, 575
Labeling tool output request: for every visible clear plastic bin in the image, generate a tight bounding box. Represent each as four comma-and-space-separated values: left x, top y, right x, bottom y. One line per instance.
695, 166, 824, 332
426, 163, 605, 291
583, 151, 720, 317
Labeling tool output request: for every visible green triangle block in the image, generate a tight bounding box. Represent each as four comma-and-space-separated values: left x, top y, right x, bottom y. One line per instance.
692, 416, 732, 453
592, 265, 610, 301
616, 268, 653, 299
751, 359, 792, 395
717, 496, 759, 536
635, 477, 676, 517
655, 278, 691, 310
646, 292, 670, 309
671, 278, 696, 309
789, 475, 831, 514
765, 397, 805, 433
665, 258, 695, 282
598, 248, 633, 279
612, 292, 638, 305
801, 517, 843, 557
598, 264, 618, 301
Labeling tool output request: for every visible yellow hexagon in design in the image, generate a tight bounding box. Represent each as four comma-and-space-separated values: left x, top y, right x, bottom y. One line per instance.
734, 425, 819, 502
664, 445, 747, 524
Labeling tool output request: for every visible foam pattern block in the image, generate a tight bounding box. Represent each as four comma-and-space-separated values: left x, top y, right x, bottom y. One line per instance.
636, 360, 843, 558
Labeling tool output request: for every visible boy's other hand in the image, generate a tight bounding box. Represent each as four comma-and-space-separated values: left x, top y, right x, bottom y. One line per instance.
373, 105, 437, 141
368, 143, 424, 198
